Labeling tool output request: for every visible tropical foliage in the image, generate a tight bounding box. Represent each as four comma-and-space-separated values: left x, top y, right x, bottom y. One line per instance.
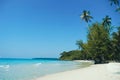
111, 27, 120, 61
59, 1, 120, 64
60, 22, 120, 64
109, 0, 119, 6
80, 10, 93, 23
109, 0, 120, 13
60, 50, 82, 60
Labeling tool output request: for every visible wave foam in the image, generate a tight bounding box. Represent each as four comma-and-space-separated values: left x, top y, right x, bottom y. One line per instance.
0, 65, 10, 69
35, 63, 42, 66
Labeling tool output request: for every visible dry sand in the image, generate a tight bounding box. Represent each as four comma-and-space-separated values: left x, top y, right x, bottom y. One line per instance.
35, 63, 120, 80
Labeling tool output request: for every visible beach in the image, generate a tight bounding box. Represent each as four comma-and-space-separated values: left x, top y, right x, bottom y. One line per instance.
36, 63, 120, 80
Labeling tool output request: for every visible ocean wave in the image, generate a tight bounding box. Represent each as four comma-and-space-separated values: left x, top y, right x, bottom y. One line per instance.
0, 65, 10, 69
35, 63, 42, 66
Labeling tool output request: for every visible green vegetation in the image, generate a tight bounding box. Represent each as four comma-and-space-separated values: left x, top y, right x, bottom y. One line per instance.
60, 22, 120, 64
59, 0, 120, 64
111, 27, 120, 61
80, 10, 93, 23
60, 50, 81, 60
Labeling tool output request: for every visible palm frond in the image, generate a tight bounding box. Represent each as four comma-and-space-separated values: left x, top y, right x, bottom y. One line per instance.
116, 7, 120, 12
80, 10, 93, 23
109, 0, 119, 6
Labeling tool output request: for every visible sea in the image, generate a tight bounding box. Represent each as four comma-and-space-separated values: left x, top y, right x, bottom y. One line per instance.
0, 58, 91, 80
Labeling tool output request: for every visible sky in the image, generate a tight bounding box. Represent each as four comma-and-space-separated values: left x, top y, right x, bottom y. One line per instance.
0, 0, 120, 58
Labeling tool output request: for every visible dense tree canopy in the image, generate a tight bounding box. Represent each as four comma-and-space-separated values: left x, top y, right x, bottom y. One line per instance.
111, 27, 120, 61
60, 22, 120, 64
60, 50, 82, 60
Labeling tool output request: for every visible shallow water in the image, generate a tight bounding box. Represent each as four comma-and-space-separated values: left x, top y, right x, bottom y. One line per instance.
0, 58, 90, 80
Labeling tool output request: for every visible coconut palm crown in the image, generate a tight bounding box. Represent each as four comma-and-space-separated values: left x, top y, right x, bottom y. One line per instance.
102, 15, 111, 27
80, 10, 93, 23
109, 0, 119, 6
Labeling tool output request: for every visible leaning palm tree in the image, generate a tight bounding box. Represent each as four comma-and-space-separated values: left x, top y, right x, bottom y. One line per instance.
102, 15, 112, 34
80, 10, 93, 36
80, 10, 94, 54
80, 10, 93, 39
80, 10, 93, 23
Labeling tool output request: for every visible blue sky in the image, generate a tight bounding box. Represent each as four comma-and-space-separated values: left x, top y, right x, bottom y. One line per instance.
0, 0, 120, 58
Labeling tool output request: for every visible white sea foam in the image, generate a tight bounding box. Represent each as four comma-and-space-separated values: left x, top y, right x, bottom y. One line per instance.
5, 65, 10, 69
0, 65, 10, 71
35, 63, 42, 66
0, 65, 10, 69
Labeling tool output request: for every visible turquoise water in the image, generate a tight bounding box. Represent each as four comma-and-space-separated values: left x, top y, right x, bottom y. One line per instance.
0, 58, 86, 80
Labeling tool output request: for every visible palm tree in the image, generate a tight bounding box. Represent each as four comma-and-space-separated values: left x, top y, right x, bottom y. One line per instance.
109, 0, 119, 6
80, 10, 94, 55
102, 15, 112, 33
80, 10, 94, 40
102, 15, 111, 27
116, 7, 120, 13
80, 10, 93, 23
109, 0, 120, 13
80, 10, 94, 39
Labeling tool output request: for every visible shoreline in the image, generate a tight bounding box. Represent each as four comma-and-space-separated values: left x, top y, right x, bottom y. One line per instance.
35, 63, 120, 80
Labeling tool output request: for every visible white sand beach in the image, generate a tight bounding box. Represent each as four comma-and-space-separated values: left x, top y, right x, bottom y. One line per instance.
36, 63, 120, 80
